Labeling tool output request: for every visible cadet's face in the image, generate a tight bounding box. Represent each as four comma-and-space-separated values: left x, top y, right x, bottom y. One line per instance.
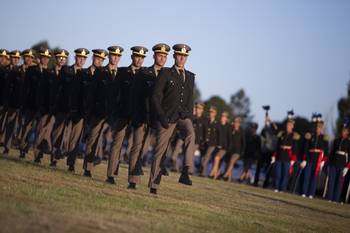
131, 55, 144, 68
342, 128, 349, 138
56, 57, 67, 66
40, 56, 50, 66
196, 107, 204, 116
75, 56, 86, 68
0, 56, 9, 66
109, 54, 121, 66
24, 56, 33, 66
93, 56, 104, 67
221, 115, 228, 124
286, 122, 294, 133
174, 54, 187, 67
316, 125, 323, 135
154, 53, 167, 67
11, 57, 20, 66
233, 118, 241, 129
209, 111, 216, 119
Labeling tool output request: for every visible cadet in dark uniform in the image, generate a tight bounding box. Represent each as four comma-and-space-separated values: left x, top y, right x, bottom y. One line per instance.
0, 49, 11, 146
271, 111, 300, 192
106, 46, 147, 183
65, 48, 90, 172
326, 120, 350, 202
128, 43, 170, 189
221, 116, 245, 181
192, 102, 208, 157
209, 111, 232, 179
301, 114, 329, 199
200, 106, 218, 177
19, 48, 51, 159
149, 44, 196, 194
1, 50, 24, 155
82, 49, 108, 177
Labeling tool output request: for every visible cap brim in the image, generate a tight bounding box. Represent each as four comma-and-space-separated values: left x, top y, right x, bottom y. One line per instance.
132, 52, 146, 57
174, 51, 189, 56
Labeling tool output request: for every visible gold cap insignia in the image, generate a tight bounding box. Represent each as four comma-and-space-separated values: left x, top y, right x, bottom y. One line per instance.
116, 48, 120, 54
161, 46, 166, 52
44, 50, 49, 56
2, 50, 7, 55
181, 47, 187, 53
101, 52, 105, 57
139, 49, 144, 55
81, 49, 86, 56
28, 50, 33, 56
61, 50, 66, 56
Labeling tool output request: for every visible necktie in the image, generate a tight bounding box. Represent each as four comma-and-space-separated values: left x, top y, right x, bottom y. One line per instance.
179, 69, 185, 82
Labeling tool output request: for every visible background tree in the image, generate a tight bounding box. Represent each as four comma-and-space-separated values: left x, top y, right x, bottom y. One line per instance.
229, 89, 253, 123
336, 80, 350, 136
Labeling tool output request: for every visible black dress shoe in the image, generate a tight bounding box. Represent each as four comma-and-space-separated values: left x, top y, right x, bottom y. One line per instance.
19, 150, 25, 158
179, 174, 193, 186
34, 157, 41, 164
161, 168, 169, 176
49, 161, 57, 167
3, 147, 9, 155
127, 182, 136, 189
93, 157, 102, 166
68, 165, 75, 172
105, 176, 115, 184
83, 170, 92, 177
150, 188, 157, 195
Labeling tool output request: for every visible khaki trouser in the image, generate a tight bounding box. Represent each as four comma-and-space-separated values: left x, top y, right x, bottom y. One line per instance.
66, 118, 84, 167
128, 124, 150, 184
84, 118, 106, 171
149, 118, 195, 190
33, 114, 55, 159
107, 118, 129, 177
2, 109, 17, 149
200, 146, 216, 176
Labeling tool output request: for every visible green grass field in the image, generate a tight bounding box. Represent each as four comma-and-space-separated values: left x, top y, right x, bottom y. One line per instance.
0, 150, 349, 233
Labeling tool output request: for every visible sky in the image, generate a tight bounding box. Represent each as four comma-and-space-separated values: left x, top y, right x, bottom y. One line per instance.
1, 0, 350, 134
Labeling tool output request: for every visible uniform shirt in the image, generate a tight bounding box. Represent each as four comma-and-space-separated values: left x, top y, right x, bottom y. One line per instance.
229, 128, 245, 155
131, 66, 160, 125
328, 137, 350, 169
206, 119, 218, 147
152, 66, 195, 123
275, 131, 299, 162
193, 115, 208, 146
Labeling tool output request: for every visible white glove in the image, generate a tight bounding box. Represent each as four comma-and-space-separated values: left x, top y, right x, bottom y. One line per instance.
320, 161, 325, 170
271, 157, 276, 164
343, 168, 349, 177
300, 160, 307, 169
290, 161, 295, 167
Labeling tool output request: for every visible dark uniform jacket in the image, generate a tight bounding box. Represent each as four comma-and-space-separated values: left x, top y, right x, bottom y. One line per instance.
328, 137, 350, 169
8, 66, 25, 109
274, 131, 300, 162
0, 65, 11, 108
229, 128, 245, 155
244, 132, 261, 160
303, 133, 329, 175
79, 66, 100, 119
193, 115, 208, 147
95, 65, 119, 120
48, 67, 66, 115
116, 66, 140, 120
205, 119, 218, 147
131, 66, 160, 126
216, 122, 232, 150
152, 66, 195, 123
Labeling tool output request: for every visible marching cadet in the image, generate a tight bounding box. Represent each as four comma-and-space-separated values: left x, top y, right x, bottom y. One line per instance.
239, 122, 261, 183
0, 49, 11, 147
221, 116, 246, 181
82, 49, 107, 177
300, 114, 329, 199
200, 106, 218, 177
19, 48, 51, 159
1, 50, 24, 155
34, 49, 68, 165
127, 43, 170, 189
209, 111, 232, 179
106, 46, 147, 184
65, 48, 90, 172
326, 119, 350, 202
271, 111, 299, 192
149, 44, 196, 194
192, 102, 208, 156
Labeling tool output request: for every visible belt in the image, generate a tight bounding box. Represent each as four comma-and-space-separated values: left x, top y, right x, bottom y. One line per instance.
336, 151, 348, 156
281, 145, 292, 150
309, 149, 322, 153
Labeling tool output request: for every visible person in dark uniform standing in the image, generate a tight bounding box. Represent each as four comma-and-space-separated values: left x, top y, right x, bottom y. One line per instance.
301, 114, 329, 199
221, 116, 246, 181
193, 102, 208, 156
149, 44, 196, 194
326, 120, 350, 202
0, 49, 11, 147
200, 106, 218, 177
106, 46, 147, 184
209, 111, 232, 179
64, 48, 90, 172
128, 43, 170, 189
1, 50, 24, 155
239, 122, 261, 183
271, 111, 300, 192
82, 49, 108, 177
